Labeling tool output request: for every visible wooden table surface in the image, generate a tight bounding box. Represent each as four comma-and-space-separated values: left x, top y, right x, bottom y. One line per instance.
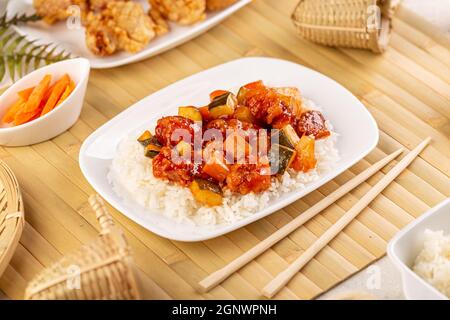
0, 0, 449, 300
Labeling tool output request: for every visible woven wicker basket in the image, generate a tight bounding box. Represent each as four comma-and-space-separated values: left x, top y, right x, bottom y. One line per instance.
0, 159, 24, 278
25, 195, 141, 300
291, 0, 401, 53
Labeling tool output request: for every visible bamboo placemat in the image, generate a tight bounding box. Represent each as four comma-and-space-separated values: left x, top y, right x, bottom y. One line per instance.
0, 1, 449, 300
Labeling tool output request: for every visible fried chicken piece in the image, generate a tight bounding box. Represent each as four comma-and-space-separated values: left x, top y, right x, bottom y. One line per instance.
155, 116, 195, 146
33, 0, 72, 24
149, 6, 170, 36
71, 0, 89, 23
296, 110, 330, 139
104, 1, 156, 53
85, 1, 155, 56
85, 12, 118, 56
226, 163, 272, 195
152, 146, 194, 186
149, 0, 206, 25
88, 0, 115, 11
206, 0, 238, 11
73, 0, 126, 25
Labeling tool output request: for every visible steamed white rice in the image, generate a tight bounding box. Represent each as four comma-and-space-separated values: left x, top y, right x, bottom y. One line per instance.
413, 229, 450, 298
108, 98, 339, 225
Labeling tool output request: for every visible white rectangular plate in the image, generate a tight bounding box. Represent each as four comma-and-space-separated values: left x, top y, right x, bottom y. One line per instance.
79, 57, 379, 242
8, 0, 251, 69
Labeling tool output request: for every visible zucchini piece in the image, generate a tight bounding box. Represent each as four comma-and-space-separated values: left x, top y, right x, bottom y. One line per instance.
237, 80, 264, 104
269, 144, 296, 175
208, 92, 237, 119
175, 140, 191, 157
137, 130, 153, 147
237, 86, 249, 105
209, 104, 235, 120
234, 106, 255, 124
144, 144, 162, 158
281, 124, 300, 148
271, 124, 300, 149
208, 92, 233, 109
178, 106, 202, 122
190, 179, 223, 206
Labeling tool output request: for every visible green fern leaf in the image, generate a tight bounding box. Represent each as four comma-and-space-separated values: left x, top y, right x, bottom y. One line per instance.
5, 35, 25, 80
17, 39, 36, 78
0, 11, 72, 83
0, 13, 41, 29
0, 58, 5, 82
0, 32, 15, 49
0, 27, 8, 38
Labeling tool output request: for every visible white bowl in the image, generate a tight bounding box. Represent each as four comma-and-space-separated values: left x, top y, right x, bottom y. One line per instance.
387, 198, 450, 300
0, 58, 90, 146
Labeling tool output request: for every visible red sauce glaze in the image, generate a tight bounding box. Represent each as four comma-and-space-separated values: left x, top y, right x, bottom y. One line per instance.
226, 163, 272, 195
152, 146, 194, 186
240, 85, 294, 129
155, 116, 195, 146
296, 110, 330, 139
205, 119, 228, 138
146, 81, 331, 196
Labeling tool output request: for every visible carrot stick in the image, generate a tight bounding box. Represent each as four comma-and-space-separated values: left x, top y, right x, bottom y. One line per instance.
23, 74, 51, 113
40, 75, 70, 116
2, 99, 23, 123
42, 83, 56, 105
14, 106, 41, 126
55, 78, 75, 107
17, 87, 35, 101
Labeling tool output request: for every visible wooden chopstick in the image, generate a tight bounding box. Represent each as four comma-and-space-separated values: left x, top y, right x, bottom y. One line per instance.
198, 147, 405, 293
262, 137, 431, 298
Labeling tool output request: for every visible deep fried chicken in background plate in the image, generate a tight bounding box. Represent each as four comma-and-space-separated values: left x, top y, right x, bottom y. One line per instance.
88, 0, 122, 11
148, 5, 170, 36
206, 0, 238, 11
33, 0, 72, 24
85, 1, 155, 56
149, 0, 206, 25
85, 12, 118, 56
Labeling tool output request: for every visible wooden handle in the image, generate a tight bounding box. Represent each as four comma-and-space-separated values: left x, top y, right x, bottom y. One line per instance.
198, 147, 404, 292
262, 137, 431, 298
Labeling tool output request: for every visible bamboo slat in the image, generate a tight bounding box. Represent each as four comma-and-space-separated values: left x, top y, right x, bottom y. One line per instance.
0, 1, 449, 299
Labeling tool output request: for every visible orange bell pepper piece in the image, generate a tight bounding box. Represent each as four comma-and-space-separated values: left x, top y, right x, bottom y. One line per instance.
209, 90, 229, 101
199, 106, 209, 121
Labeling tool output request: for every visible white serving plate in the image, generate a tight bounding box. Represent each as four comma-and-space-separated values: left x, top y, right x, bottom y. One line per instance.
8, 0, 251, 69
79, 57, 379, 242
388, 198, 450, 300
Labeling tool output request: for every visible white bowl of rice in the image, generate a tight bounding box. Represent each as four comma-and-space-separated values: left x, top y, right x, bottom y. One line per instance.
387, 198, 450, 300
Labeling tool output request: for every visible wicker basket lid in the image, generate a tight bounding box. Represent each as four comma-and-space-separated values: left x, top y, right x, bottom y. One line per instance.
0, 159, 24, 278
291, 0, 401, 53
25, 195, 141, 300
